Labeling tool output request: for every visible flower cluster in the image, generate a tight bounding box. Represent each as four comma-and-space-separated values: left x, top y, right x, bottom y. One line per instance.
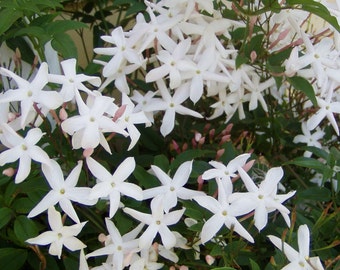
0, 0, 339, 269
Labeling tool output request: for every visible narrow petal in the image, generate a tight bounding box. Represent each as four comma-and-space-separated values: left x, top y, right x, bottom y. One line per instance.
108, 190, 121, 218
267, 235, 299, 262
118, 182, 143, 201
28, 191, 60, 218
26, 231, 56, 245
112, 157, 135, 182
139, 224, 158, 249
65, 161, 83, 188
297, 224, 310, 258
159, 225, 176, 249
193, 195, 220, 214
123, 207, 152, 224
63, 236, 86, 251
59, 198, 80, 223
200, 214, 224, 244
254, 203, 268, 231
173, 160, 192, 188
86, 157, 114, 181
160, 109, 175, 136
151, 165, 172, 185
15, 155, 32, 183
48, 206, 63, 231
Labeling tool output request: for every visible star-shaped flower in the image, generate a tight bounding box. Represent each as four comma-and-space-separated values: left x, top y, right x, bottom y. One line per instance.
123, 196, 185, 249
268, 224, 324, 270
28, 159, 97, 223
143, 160, 204, 213
0, 124, 51, 183
86, 156, 143, 218
26, 206, 87, 259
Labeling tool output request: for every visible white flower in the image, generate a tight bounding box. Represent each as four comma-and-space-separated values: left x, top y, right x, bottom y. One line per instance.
202, 153, 251, 193
123, 196, 185, 249
306, 88, 340, 136
28, 160, 97, 223
143, 160, 204, 213
26, 206, 87, 259
193, 178, 254, 244
293, 122, 325, 157
268, 224, 324, 270
0, 124, 51, 183
61, 94, 128, 153
86, 156, 143, 218
144, 79, 203, 136
230, 166, 296, 231
48, 58, 101, 102
0, 63, 63, 128
86, 218, 141, 269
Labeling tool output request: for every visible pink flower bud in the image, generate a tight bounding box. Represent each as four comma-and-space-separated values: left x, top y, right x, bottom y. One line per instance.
179, 266, 189, 270
59, 107, 68, 121
195, 132, 202, 142
250, 51, 257, 63
216, 149, 225, 160
197, 175, 204, 190
205, 255, 215, 265
83, 148, 94, 158
7, 112, 17, 122
113, 105, 127, 122
2, 167, 15, 177
98, 233, 107, 243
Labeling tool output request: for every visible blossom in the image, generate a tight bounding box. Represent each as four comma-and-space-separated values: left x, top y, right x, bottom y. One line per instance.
61, 93, 128, 153
28, 160, 97, 223
86, 218, 141, 269
86, 156, 143, 218
293, 122, 325, 157
230, 166, 296, 231
0, 62, 63, 128
0, 124, 51, 183
123, 196, 185, 249
306, 88, 340, 136
193, 178, 254, 244
48, 58, 101, 102
268, 224, 324, 270
202, 153, 251, 193
143, 160, 204, 213
26, 206, 87, 259
144, 79, 203, 136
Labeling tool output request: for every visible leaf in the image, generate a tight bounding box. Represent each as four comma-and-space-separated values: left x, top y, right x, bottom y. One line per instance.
211, 267, 237, 270
249, 258, 261, 270
286, 0, 340, 32
285, 156, 327, 172
51, 33, 78, 59
0, 248, 27, 270
0, 207, 13, 229
0, 8, 23, 36
46, 20, 88, 35
133, 165, 159, 189
298, 187, 331, 201
12, 198, 35, 214
287, 76, 317, 107
170, 149, 214, 171
13, 215, 39, 243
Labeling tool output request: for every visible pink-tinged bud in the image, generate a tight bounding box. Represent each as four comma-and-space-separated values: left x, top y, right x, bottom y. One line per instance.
216, 149, 225, 160
182, 143, 188, 151
205, 255, 215, 265
243, 159, 255, 172
209, 128, 215, 141
204, 123, 211, 133
98, 233, 107, 243
250, 51, 257, 63
198, 137, 205, 146
225, 123, 233, 134
59, 107, 68, 121
197, 175, 204, 191
179, 266, 189, 270
172, 140, 181, 154
192, 138, 197, 148
149, 242, 159, 261
83, 148, 94, 158
113, 105, 127, 122
3, 167, 15, 177
195, 132, 202, 142
169, 267, 176, 270
220, 135, 231, 145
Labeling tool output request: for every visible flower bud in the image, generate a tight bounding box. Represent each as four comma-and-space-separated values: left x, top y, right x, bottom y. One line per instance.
3, 167, 15, 177
205, 255, 215, 265
59, 107, 68, 121
83, 148, 94, 158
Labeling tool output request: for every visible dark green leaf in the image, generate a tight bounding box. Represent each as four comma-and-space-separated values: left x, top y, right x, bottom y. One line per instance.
170, 149, 214, 171
298, 187, 331, 201
285, 157, 327, 172
46, 20, 88, 35
125, 2, 146, 16
12, 198, 35, 214
51, 33, 78, 58
287, 76, 317, 107
0, 248, 27, 270
133, 165, 159, 189
0, 207, 13, 229
0, 8, 23, 36
14, 215, 39, 243
211, 267, 237, 270
249, 258, 261, 270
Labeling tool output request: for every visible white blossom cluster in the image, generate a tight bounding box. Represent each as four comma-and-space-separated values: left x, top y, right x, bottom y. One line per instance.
0, 0, 338, 269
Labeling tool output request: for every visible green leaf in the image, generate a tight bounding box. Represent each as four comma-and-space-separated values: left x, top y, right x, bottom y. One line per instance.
298, 187, 331, 201
51, 33, 78, 58
0, 207, 13, 229
0, 248, 27, 270
14, 215, 39, 243
249, 258, 261, 270
133, 165, 159, 189
286, 0, 340, 32
287, 76, 317, 107
125, 2, 146, 16
46, 20, 88, 35
285, 156, 327, 172
153, 155, 169, 171
170, 149, 214, 171
0, 8, 23, 36
12, 198, 35, 214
